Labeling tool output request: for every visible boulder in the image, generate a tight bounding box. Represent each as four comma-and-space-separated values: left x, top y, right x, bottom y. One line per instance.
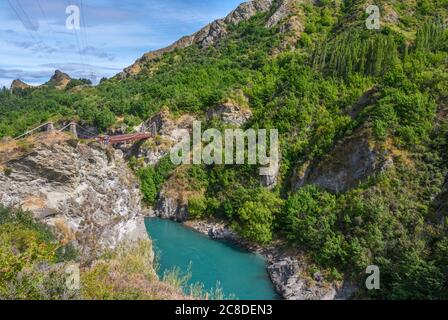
267, 253, 357, 300
207, 102, 252, 127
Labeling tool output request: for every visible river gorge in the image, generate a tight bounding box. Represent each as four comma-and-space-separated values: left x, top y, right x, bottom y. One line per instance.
145, 218, 280, 300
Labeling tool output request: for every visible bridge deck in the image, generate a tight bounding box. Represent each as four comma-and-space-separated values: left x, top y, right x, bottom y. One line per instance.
96, 133, 152, 145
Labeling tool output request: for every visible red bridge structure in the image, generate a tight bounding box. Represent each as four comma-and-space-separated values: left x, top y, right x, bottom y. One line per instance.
96, 132, 152, 145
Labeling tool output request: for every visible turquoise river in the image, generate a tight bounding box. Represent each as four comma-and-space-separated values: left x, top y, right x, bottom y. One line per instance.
145, 218, 280, 300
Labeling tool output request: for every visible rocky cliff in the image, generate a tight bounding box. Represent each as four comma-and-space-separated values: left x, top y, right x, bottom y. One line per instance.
293, 128, 393, 193
45, 70, 72, 90
10, 79, 33, 91
9, 70, 72, 92
0, 133, 146, 260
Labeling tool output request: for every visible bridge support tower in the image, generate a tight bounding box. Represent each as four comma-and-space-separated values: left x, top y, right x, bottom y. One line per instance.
69, 122, 78, 139
46, 122, 54, 132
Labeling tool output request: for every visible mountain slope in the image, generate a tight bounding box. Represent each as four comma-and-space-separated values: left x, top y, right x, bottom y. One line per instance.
0, 0, 447, 300
119, 0, 299, 78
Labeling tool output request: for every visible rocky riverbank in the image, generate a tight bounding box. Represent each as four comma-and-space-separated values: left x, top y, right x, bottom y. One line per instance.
184, 219, 357, 300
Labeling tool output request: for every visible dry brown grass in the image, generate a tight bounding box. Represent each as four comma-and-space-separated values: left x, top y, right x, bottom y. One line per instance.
383, 137, 414, 168
54, 218, 77, 245
21, 196, 46, 211
0, 132, 71, 164
81, 240, 190, 300
164, 165, 205, 205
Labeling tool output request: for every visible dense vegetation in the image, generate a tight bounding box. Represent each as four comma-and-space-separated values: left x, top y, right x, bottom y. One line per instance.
1, 0, 447, 299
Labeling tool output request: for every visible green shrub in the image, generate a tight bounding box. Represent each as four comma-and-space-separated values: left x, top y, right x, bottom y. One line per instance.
3, 167, 12, 176
188, 195, 208, 219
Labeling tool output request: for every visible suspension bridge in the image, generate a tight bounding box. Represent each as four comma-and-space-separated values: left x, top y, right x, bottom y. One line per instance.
13, 121, 152, 145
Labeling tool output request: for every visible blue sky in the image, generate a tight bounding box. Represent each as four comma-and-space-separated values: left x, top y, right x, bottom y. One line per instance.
0, 0, 243, 88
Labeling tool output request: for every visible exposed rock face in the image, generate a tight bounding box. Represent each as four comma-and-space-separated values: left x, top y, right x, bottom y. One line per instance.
225, 0, 274, 25
45, 70, 72, 90
267, 0, 300, 28
154, 165, 204, 222
140, 108, 174, 136
294, 130, 392, 193
260, 164, 280, 189
10, 79, 32, 91
0, 135, 146, 259
267, 253, 357, 300
207, 102, 252, 127
131, 109, 195, 166
154, 190, 189, 222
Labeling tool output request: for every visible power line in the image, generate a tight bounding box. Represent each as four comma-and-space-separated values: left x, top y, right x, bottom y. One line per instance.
79, 0, 89, 54
76, 0, 90, 67
14, 0, 46, 45
7, 0, 40, 45
36, 0, 55, 34
79, 0, 95, 82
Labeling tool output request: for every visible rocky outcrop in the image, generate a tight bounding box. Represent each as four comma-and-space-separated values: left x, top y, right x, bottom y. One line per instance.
267, 0, 300, 28
154, 165, 204, 222
154, 190, 189, 222
186, 220, 242, 243
10, 79, 32, 91
207, 102, 252, 127
267, 253, 357, 300
260, 164, 280, 189
10, 70, 74, 92
0, 134, 146, 260
45, 70, 72, 90
131, 109, 195, 166
293, 129, 393, 193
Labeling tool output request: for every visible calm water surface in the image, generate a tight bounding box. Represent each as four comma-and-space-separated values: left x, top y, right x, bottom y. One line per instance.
145, 218, 280, 300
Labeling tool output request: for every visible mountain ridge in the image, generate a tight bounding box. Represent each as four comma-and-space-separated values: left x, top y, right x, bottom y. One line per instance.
119, 0, 300, 78
10, 69, 72, 91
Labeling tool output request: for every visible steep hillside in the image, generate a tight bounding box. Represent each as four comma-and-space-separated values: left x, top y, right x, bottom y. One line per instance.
0, 0, 447, 299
